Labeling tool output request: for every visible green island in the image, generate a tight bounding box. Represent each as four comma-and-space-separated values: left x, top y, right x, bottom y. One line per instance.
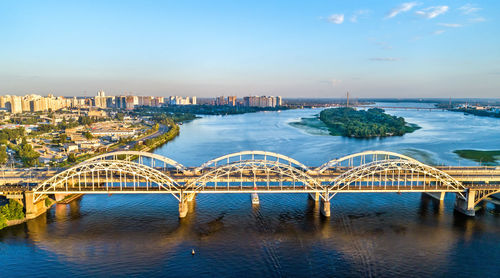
319, 107, 420, 138
454, 149, 500, 165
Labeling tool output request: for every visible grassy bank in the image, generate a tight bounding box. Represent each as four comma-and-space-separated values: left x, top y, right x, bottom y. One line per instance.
0, 200, 25, 230
454, 149, 500, 165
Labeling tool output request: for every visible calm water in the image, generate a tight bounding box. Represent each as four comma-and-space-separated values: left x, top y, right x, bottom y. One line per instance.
1, 103, 500, 277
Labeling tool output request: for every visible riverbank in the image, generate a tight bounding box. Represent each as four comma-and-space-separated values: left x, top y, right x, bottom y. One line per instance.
0, 198, 56, 230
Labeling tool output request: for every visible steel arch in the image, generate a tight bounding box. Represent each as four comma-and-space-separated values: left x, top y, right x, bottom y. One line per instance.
329, 159, 465, 198
187, 159, 322, 193
472, 189, 500, 206
196, 150, 310, 172
33, 160, 181, 202
317, 150, 420, 173
86, 151, 187, 172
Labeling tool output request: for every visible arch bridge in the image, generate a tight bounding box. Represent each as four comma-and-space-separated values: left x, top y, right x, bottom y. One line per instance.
23, 150, 500, 219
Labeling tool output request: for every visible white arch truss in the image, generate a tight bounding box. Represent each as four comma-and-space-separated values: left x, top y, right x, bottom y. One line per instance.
328, 159, 465, 198
187, 159, 322, 193
86, 151, 187, 172
33, 160, 181, 202
195, 150, 310, 172
317, 150, 420, 173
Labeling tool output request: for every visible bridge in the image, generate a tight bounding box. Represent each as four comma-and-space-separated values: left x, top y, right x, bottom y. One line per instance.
1, 150, 499, 219
355, 105, 446, 111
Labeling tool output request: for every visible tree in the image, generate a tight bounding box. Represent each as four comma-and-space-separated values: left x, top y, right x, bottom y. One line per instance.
0, 200, 24, 220
59, 133, 67, 144
67, 153, 77, 163
115, 113, 125, 121
0, 145, 8, 164
84, 131, 93, 139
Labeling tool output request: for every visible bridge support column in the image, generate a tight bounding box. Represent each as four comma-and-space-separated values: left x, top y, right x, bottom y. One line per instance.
424, 192, 446, 201
454, 191, 476, 217
179, 199, 188, 218
320, 200, 330, 217
186, 193, 196, 202
320, 194, 331, 217
24, 191, 48, 220
308, 192, 320, 202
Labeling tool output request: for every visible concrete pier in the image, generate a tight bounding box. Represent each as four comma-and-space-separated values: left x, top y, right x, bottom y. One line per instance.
186, 193, 196, 202
308, 192, 320, 202
320, 199, 331, 217
179, 200, 188, 218
24, 191, 49, 220
424, 192, 446, 201
251, 192, 259, 205
454, 191, 476, 216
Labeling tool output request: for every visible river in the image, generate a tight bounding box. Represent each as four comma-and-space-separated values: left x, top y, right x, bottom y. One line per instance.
1, 103, 499, 277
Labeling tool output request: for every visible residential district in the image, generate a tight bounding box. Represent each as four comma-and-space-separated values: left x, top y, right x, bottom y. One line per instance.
0, 92, 283, 169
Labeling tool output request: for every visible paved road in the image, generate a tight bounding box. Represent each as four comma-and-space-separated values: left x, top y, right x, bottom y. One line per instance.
117, 124, 169, 151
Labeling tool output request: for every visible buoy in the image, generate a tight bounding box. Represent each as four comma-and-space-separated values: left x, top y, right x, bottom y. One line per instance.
191, 249, 195, 255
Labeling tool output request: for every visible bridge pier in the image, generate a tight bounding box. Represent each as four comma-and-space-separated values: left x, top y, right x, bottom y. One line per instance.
24, 191, 49, 220
454, 191, 476, 216
320, 194, 331, 217
424, 192, 446, 201
186, 193, 196, 202
308, 192, 320, 202
179, 199, 188, 218
179, 193, 196, 218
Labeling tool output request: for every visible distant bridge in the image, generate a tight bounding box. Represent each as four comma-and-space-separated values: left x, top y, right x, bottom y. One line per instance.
355, 105, 446, 111
1, 150, 499, 219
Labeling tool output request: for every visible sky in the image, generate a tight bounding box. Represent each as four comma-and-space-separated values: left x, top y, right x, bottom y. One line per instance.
0, 0, 499, 98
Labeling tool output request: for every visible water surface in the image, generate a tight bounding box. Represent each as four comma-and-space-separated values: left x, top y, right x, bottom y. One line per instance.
1, 103, 499, 277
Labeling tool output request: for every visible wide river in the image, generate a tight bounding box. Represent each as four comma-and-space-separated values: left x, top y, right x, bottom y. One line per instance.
1, 103, 499, 277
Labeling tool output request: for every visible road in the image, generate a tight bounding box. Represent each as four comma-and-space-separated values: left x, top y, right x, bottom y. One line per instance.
117, 124, 169, 151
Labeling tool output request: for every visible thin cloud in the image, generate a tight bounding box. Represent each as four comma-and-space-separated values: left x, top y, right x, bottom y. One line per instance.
438, 23, 463, 28
331, 79, 342, 86
459, 4, 481, 15
328, 14, 344, 24
350, 9, 370, 23
416, 6, 449, 19
433, 30, 445, 35
369, 57, 399, 62
376, 41, 393, 50
386, 2, 419, 18
469, 17, 486, 22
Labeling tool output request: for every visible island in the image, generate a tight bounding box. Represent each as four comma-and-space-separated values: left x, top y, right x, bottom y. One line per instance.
319, 107, 420, 138
454, 149, 500, 165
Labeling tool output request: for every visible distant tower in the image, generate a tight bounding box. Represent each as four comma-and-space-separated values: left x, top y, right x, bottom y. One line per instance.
346, 92, 350, 107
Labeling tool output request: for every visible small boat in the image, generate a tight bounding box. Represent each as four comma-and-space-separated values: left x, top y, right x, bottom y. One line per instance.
251, 192, 259, 205
191, 249, 195, 255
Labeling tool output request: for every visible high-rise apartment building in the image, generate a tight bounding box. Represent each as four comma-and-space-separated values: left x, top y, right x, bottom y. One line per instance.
0, 94, 74, 113
243, 96, 282, 108
227, 96, 237, 106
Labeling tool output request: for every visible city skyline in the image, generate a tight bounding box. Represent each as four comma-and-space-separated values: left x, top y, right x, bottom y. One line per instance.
1, 1, 499, 98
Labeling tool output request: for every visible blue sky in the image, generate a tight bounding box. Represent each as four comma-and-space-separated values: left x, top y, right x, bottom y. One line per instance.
0, 0, 498, 98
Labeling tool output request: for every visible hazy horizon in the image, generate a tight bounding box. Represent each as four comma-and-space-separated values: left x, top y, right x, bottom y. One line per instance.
1, 1, 499, 98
